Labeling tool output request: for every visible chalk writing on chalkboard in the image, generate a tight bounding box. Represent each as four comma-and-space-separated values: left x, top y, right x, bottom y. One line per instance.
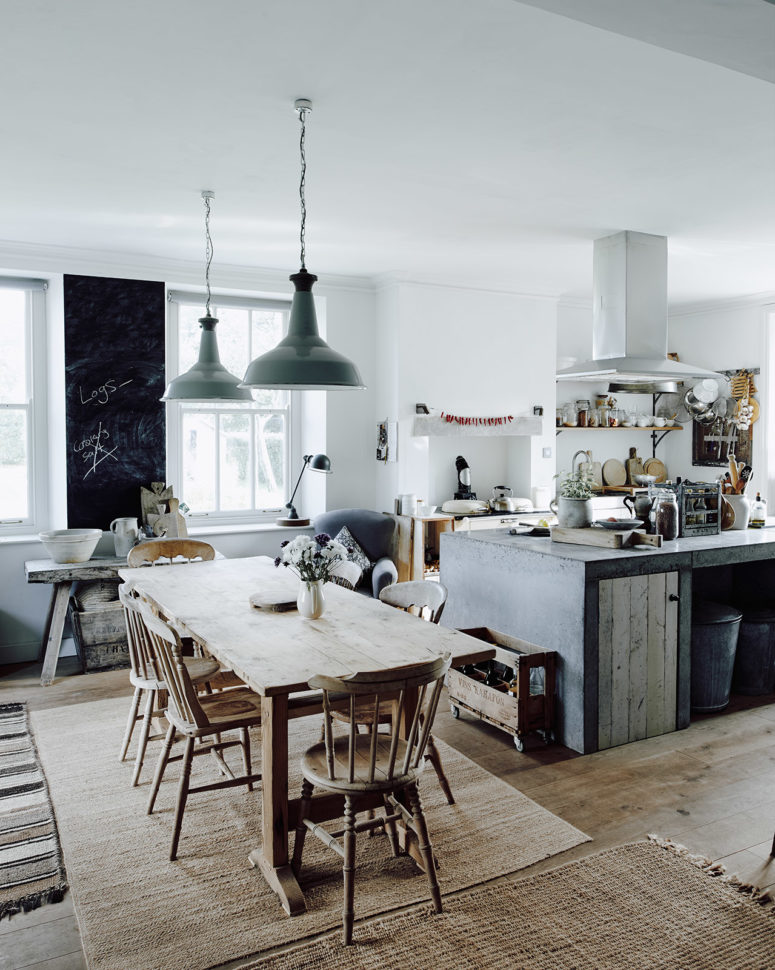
78, 378, 133, 406
73, 421, 120, 479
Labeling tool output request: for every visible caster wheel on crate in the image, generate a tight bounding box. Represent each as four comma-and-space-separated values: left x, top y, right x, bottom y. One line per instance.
450, 704, 460, 719
513, 736, 525, 752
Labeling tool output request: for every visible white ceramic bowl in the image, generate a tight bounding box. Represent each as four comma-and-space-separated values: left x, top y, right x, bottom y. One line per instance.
38, 529, 102, 563
633, 474, 658, 486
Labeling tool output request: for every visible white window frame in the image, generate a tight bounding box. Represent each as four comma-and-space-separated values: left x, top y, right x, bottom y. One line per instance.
165, 291, 298, 526
0, 278, 48, 536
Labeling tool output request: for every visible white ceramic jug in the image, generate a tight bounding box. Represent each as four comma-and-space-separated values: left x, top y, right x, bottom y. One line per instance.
110, 517, 139, 557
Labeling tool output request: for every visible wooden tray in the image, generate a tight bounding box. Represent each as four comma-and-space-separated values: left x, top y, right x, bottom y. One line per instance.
551, 527, 662, 549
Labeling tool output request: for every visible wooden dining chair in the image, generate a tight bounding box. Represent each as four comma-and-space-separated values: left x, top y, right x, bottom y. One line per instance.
329, 559, 363, 591
117, 583, 220, 786
292, 654, 452, 945
378, 580, 447, 623
136, 598, 263, 860
375, 581, 454, 804
127, 538, 216, 567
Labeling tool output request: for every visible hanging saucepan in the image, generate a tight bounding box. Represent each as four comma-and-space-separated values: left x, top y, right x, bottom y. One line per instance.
694, 406, 717, 426
684, 379, 719, 416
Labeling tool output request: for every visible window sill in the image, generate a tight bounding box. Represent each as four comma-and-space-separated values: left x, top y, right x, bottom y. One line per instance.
0, 533, 46, 546
186, 521, 314, 537
0, 521, 314, 547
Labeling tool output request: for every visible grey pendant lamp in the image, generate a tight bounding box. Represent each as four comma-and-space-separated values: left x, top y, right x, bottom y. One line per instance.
162, 191, 254, 402
241, 100, 365, 391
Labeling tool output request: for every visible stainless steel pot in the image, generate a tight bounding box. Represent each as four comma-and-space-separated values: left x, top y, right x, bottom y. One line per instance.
489, 485, 519, 513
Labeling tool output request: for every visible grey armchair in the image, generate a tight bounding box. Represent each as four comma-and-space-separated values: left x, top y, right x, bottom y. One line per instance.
312, 509, 398, 598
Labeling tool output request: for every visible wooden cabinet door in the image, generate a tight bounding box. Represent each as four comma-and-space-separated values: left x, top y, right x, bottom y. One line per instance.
598, 571, 679, 749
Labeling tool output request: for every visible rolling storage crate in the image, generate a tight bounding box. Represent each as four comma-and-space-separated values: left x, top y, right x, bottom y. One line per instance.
447, 627, 556, 751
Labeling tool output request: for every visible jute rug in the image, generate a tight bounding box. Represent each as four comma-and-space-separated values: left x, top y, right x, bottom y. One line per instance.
31, 696, 588, 970
243, 839, 775, 970
0, 702, 67, 920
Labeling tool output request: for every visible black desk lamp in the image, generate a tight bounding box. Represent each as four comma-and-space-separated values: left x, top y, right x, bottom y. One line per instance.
277, 453, 332, 526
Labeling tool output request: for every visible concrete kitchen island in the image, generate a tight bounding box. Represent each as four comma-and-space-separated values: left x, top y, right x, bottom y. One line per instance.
440, 527, 775, 754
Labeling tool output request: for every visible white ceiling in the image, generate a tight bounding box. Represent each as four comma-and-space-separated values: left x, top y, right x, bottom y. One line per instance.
4, 0, 775, 305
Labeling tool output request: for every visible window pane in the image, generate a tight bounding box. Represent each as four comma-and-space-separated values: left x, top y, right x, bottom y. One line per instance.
251, 311, 287, 408
0, 290, 27, 403
0, 409, 29, 519
220, 413, 251, 510
179, 304, 205, 373
182, 411, 216, 512
256, 412, 286, 509
212, 306, 250, 383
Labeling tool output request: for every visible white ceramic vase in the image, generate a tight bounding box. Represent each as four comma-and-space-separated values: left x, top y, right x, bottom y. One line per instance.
298, 579, 326, 619
725, 493, 751, 530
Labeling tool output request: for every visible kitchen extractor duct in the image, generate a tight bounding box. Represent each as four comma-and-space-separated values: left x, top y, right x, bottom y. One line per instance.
556, 231, 722, 390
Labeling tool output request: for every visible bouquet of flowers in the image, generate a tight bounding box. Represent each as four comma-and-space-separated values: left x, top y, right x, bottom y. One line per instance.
275, 532, 351, 583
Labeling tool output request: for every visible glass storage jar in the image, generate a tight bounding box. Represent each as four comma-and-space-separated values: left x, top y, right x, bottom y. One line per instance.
654, 492, 679, 541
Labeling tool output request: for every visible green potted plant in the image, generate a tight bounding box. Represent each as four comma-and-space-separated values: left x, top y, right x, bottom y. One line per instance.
551, 470, 594, 527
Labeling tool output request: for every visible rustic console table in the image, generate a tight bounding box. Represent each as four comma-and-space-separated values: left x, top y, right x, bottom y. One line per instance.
25, 557, 125, 685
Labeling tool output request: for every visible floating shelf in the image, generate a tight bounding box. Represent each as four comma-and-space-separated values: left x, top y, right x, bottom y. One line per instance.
556, 426, 682, 432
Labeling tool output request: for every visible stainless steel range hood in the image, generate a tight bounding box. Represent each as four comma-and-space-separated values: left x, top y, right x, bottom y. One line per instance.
556, 231, 721, 390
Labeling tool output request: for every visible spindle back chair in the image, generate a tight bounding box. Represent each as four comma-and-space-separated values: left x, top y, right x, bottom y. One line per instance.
117, 583, 219, 786
127, 538, 216, 567
293, 653, 451, 944
378, 580, 447, 624
133, 597, 263, 860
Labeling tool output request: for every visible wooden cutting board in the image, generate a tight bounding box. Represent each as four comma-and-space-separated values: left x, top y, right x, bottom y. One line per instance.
579, 452, 603, 490
248, 573, 301, 612
625, 447, 644, 485
602, 459, 627, 486
551, 527, 663, 549
643, 457, 667, 483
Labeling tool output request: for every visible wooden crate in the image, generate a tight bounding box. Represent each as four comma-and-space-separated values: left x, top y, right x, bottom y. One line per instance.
68, 597, 129, 672
447, 627, 556, 751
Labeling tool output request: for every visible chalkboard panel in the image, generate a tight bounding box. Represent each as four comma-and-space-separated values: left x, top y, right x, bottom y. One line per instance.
65, 275, 166, 529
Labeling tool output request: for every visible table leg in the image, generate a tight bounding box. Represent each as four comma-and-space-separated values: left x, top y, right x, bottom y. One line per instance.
248, 693, 307, 916
40, 582, 72, 687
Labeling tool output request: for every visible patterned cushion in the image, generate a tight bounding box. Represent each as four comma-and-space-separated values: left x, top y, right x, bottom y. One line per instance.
333, 526, 372, 585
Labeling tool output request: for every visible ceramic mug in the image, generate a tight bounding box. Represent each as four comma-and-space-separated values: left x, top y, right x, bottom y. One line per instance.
110, 517, 139, 557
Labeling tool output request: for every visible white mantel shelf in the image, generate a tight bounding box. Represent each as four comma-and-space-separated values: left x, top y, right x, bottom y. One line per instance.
412, 415, 542, 437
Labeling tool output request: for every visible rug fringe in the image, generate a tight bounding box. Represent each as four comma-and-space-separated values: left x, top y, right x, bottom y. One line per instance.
648, 834, 773, 908
0, 883, 69, 922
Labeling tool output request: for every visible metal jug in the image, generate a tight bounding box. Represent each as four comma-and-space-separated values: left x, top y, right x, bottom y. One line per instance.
623, 493, 653, 527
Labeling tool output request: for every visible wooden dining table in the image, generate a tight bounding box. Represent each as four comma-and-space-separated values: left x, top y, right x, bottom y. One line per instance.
119, 555, 494, 916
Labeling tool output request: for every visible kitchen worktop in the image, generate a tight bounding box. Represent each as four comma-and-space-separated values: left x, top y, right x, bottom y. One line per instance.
442, 523, 775, 579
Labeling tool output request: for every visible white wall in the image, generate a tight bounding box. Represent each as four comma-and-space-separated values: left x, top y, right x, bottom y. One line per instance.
375, 281, 558, 511
0, 244, 377, 664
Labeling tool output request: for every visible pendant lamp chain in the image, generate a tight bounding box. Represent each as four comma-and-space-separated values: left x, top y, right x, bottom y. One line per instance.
202, 190, 214, 316
297, 102, 309, 271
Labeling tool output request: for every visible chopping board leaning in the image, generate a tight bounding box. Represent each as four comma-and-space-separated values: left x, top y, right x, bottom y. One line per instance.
625, 447, 644, 485
643, 457, 667, 483
602, 459, 627, 486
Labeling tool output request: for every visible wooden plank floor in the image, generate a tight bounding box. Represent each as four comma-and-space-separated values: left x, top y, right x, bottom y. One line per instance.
1, 658, 773, 970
